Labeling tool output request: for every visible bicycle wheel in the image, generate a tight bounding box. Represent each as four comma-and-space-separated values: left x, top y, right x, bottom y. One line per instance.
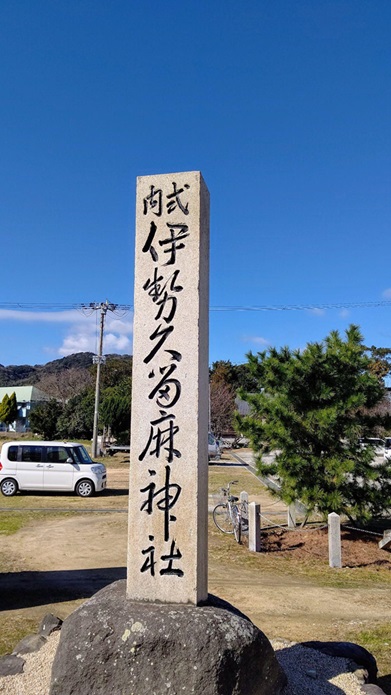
232, 506, 242, 544
213, 503, 234, 534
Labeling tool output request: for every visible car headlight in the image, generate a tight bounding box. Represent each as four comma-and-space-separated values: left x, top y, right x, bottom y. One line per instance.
91, 465, 103, 474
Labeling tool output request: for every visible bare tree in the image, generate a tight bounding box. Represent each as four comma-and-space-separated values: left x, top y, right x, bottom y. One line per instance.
35, 368, 94, 403
210, 380, 236, 437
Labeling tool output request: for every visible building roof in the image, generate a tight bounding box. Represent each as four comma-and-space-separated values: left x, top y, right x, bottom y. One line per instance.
0, 386, 51, 403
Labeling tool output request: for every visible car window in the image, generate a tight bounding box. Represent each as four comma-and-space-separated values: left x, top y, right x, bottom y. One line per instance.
72, 446, 92, 464
21, 446, 43, 463
47, 446, 70, 463
7, 446, 18, 462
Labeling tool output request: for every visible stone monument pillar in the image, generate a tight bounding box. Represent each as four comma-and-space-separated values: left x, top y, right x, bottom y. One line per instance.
127, 171, 209, 605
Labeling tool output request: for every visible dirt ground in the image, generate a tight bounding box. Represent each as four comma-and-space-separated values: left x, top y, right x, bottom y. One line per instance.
1, 464, 391, 689
210, 526, 391, 640
262, 526, 391, 567
3, 512, 390, 635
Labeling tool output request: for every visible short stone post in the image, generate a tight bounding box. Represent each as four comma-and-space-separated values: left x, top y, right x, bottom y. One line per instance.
328, 512, 342, 568
248, 501, 261, 552
240, 490, 249, 506
288, 503, 296, 528
240, 490, 249, 535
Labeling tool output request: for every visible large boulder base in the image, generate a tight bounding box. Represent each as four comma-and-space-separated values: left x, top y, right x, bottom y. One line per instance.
50, 580, 286, 695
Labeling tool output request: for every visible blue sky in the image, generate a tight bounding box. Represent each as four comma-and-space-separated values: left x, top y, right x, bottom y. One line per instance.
1, 0, 391, 370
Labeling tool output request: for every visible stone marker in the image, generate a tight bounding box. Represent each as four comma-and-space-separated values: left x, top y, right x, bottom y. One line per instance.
127, 171, 209, 605
287, 502, 296, 528
249, 501, 261, 552
240, 490, 249, 535
328, 512, 342, 568
240, 490, 249, 506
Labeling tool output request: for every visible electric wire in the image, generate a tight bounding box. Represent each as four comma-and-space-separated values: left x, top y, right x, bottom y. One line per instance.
0, 300, 391, 313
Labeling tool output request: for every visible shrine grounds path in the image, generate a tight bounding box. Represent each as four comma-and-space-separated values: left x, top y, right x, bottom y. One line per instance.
0, 454, 390, 691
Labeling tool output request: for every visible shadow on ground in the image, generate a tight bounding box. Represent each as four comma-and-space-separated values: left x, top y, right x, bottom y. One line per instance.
378, 675, 391, 695
208, 462, 246, 467
14, 488, 129, 498
0, 567, 126, 611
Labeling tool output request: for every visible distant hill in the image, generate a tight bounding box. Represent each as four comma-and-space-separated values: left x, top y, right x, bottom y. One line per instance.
0, 363, 37, 386
0, 353, 131, 388
0, 353, 95, 386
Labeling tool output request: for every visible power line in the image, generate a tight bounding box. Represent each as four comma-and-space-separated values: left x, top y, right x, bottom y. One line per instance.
210, 300, 391, 312
0, 302, 130, 311
0, 300, 391, 313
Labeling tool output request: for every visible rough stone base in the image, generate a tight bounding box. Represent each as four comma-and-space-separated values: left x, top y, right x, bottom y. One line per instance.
49, 580, 286, 695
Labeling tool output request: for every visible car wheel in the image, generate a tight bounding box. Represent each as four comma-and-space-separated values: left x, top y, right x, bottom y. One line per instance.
75, 479, 94, 497
1, 478, 18, 496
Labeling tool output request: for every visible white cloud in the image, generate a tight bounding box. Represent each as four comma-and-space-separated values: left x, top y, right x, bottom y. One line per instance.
59, 330, 97, 356
0, 307, 134, 357
106, 316, 133, 335
339, 309, 350, 318
58, 312, 133, 357
382, 288, 391, 299
104, 332, 132, 352
243, 335, 270, 346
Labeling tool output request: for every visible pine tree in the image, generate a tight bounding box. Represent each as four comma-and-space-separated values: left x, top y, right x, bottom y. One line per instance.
236, 325, 391, 521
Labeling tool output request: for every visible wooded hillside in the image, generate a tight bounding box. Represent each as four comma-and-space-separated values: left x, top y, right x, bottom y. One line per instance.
0, 353, 132, 399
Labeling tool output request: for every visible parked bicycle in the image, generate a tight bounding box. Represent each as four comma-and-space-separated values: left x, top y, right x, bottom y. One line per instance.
212, 480, 246, 543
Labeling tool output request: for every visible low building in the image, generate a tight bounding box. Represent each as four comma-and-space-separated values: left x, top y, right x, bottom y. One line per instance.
0, 386, 51, 432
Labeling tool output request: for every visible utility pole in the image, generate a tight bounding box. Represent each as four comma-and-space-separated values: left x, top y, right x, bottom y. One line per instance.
91, 300, 117, 458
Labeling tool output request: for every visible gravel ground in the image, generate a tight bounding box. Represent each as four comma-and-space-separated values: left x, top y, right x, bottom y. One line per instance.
0, 631, 60, 695
273, 639, 367, 695
0, 633, 369, 695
